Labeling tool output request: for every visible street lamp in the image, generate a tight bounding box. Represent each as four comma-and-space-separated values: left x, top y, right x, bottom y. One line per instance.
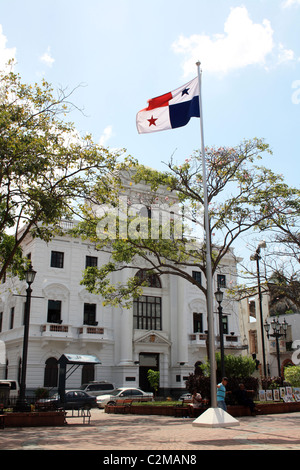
214, 287, 225, 378
264, 317, 288, 378
250, 240, 267, 376
17, 264, 36, 411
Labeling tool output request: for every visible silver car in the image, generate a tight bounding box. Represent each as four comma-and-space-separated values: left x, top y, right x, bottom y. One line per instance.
96, 387, 153, 408
80, 381, 115, 396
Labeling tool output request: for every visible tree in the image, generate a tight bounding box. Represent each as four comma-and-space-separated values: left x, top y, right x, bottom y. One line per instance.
0, 64, 124, 280
78, 138, 299, 308
147, 369, 160, 396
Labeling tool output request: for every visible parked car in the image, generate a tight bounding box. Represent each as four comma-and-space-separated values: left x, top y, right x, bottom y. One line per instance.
80, 381, 115, 396
0, 380, 20, 399
178, 393, 192, 401
96, 387, 154, 408
36, 389, 97, 410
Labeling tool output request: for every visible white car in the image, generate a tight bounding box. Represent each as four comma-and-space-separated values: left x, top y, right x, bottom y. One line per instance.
96, 387, 153, 408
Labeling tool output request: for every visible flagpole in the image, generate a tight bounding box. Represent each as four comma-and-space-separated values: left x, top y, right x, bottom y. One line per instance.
193, 62, 239, 427
196, 61, 217, 409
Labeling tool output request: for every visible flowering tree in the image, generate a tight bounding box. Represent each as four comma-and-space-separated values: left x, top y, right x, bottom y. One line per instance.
78, 138, 299, 306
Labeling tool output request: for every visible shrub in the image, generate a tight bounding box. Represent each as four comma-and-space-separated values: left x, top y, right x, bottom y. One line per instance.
284, 366, 300, 387
216, 352, 256, 379
147, 369, 160, 395
185, 374, 259, 400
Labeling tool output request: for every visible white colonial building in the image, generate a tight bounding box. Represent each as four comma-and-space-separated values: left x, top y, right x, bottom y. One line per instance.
0, 177, 245, 396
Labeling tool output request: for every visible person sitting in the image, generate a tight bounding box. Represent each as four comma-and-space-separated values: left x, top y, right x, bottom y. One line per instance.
189, 389, 203, 417
235, 383, 257, 416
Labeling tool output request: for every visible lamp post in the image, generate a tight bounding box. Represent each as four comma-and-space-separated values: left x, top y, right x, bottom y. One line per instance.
250, 241, 267, 377
17, 264, 36, 411
214, 287, 225, 378
264, 317, 288, 378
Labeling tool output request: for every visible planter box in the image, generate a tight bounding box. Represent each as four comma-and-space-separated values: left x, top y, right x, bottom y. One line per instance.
105, 401, 300, 418
105, 404, 176, 416
2, 411, 65, 427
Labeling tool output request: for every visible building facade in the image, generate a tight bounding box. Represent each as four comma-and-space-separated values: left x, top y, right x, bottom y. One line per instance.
239, 294, 298, 378
0, 176, 244, 396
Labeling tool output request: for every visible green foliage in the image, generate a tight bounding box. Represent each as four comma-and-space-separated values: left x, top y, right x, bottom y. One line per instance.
34, 388, 49, 399
186, 374, 259, 400
261, 376, 283, 390
0, 64, 124, 280
284, 366, 300, 387
186, 353, 258, 400
77, 138, 299, 306
197, 353, 256, 380
216, 352, 256, 378
147, 369, 160, 394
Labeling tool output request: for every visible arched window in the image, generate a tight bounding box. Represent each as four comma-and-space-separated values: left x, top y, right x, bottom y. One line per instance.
135, 270, 161, 288
44, 357, 58, 387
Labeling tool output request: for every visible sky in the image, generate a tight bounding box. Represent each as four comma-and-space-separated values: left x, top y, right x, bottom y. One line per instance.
0, 0, 299, 259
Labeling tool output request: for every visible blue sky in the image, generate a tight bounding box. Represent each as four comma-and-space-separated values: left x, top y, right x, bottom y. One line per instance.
1, 0, 299, 191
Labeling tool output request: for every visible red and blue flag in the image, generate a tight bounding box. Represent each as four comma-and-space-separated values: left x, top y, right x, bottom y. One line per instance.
136, 77, 200, 134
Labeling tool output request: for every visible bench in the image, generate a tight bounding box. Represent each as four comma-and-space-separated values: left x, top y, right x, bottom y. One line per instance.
174, 397, 209, 417
64, 408, 92, 424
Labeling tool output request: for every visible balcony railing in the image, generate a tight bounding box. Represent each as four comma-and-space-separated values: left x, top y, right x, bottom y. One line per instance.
41, 324, 69, 333
78, 326, 104, 335
189, 333, 207, 342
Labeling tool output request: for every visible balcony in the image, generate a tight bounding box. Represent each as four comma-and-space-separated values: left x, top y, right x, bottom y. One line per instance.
40, 323, 73, 341
78, 325, 105, 342
189, 333, 207, 344
190, 332, 242, 349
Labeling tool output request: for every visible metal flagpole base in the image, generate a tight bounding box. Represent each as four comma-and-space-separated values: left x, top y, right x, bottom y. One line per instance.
192, 407, 240, 428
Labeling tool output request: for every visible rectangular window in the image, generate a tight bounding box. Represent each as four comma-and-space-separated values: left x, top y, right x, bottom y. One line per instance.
0, 312, 3, 332
133, 296, 162, 330
222, 315, 228, 334
47, 300, 62, 323
193, 312, 203, 333
85, 256, 98, 268
217, 274, 226, 288
192, 271, 202, 286
83, 303, 97, 325
50, 251, 64, 268
9, 307, 14, 329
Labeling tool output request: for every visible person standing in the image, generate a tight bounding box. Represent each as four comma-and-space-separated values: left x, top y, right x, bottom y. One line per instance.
217, 377, 228, 411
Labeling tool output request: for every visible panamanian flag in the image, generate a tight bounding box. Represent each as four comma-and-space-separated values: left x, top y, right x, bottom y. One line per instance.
136, 77, 200, 134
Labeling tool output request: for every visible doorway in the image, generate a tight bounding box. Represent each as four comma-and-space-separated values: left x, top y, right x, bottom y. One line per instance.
139, 353, 159, 392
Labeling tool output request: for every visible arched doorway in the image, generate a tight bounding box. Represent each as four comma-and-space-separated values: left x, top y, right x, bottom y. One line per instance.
44, 357, 58, 387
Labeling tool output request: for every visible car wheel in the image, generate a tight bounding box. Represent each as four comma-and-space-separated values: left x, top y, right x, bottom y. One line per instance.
107, 401, 116, 406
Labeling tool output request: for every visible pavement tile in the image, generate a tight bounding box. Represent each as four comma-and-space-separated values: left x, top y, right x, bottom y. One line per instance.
1, 409, 300, 451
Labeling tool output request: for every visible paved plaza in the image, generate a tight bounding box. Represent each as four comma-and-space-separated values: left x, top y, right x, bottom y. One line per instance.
1, 409, 300, 452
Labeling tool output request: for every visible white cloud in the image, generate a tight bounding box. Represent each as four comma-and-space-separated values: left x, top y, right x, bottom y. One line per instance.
282, 0, 300, 7
99, 125, 113, 146
40, 47, 55, 67
0, 24, 16, 71
277, 43, 295, 63
172, 6, 274, 76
